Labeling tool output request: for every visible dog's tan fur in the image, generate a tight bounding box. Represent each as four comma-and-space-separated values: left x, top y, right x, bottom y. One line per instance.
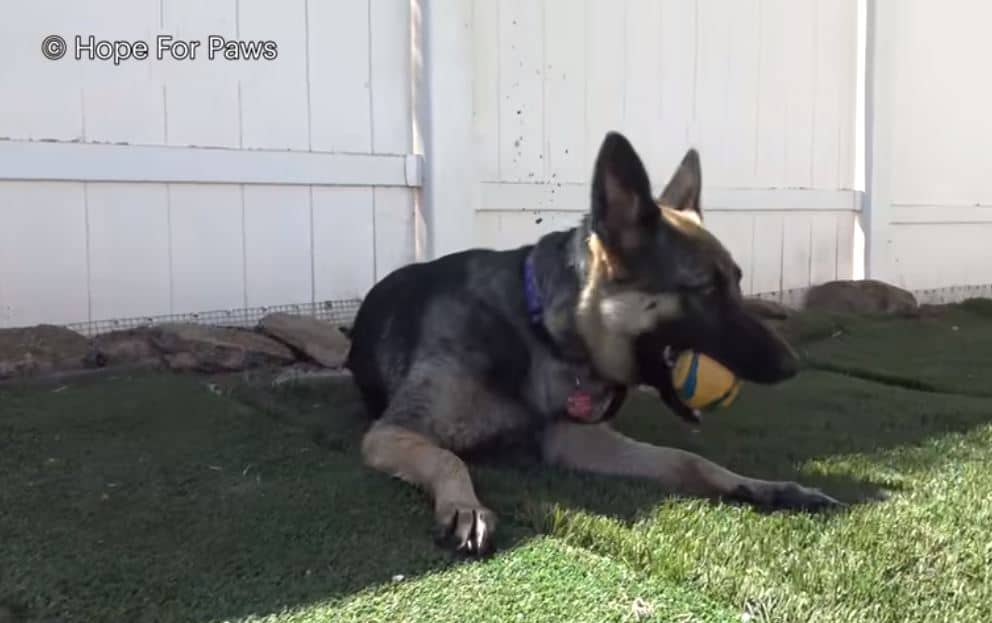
347, 133, 842, 556
362, 423, 496, 545
576, 233, 681, 384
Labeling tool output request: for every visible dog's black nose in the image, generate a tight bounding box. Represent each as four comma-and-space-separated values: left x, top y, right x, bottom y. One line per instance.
739, 353, 798, 385
773, 349, 800, 381
722, 306, 802, 385
752, 338, 801, 384
724, 333, 801, 385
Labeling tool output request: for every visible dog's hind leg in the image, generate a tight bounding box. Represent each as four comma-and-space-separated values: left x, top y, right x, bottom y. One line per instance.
542, 421, 842, 511
361, 421, 496, 555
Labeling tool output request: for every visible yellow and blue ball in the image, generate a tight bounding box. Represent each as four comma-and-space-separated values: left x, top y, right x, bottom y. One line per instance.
670, 350, 742, 411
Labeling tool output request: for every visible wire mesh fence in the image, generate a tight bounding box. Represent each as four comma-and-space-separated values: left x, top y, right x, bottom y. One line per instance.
749, 283, 992, 309
749, 287, 808, 310
912, 284, 992, 305
65, 298, 362, 338
47, 283, 992, 338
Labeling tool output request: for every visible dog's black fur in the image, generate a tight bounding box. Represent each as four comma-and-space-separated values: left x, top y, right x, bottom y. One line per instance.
347, 132, 841, 555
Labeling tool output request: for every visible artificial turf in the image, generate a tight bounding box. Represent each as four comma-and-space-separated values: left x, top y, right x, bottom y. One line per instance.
797, 299, 992, 396
2, 304, 991, 622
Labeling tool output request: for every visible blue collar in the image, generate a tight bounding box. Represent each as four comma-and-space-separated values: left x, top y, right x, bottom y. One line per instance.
523, 252, 544, 326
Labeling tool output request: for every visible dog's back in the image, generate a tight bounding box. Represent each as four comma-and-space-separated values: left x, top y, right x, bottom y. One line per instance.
345, 246, 535, 422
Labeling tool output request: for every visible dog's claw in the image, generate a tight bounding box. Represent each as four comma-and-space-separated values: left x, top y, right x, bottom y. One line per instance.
730, 481, 845, 512
774, 483, 846, 511
435, 503, 497, 556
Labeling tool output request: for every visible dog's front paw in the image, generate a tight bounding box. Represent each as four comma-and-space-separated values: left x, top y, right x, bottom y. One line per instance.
729, 481, 845, 512
768, 482, 845, 511
434, 501, 497, 556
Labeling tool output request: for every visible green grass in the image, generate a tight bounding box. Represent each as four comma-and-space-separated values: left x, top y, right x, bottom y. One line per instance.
557, 375, 992, 623
287, 538, 734, 623
797, 303, 992, 396
2, 304, 992, 622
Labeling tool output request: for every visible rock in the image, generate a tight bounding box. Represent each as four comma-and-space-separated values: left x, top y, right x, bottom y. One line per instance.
149, 323, 296, 373
258, 312, 350, 368
162, 351, 199, 371
0, 325, 89, 380
85, 328, 161, 368
804, 279, 918, 315
743, 297, 792, 320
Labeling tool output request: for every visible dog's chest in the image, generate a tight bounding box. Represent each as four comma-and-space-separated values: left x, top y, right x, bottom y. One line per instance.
526, 353, 616, 423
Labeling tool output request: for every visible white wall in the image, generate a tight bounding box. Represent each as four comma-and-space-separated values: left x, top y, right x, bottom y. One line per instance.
0, 0, 417, 329
867, 0, 992, 291
10, 1, 988, 329
465, 0, 862, 296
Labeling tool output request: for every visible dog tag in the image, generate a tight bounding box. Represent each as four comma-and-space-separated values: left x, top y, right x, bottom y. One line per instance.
566, 390, 594, 421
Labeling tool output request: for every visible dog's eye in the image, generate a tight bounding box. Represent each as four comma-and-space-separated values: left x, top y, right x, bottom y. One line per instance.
680, 282, 716, 296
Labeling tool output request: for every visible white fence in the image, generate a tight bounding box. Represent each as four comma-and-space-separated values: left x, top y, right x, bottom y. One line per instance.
0, 1, 989, 330
866, 0, 992, 292
0, 0, 417, 329
463, 0, 861, 298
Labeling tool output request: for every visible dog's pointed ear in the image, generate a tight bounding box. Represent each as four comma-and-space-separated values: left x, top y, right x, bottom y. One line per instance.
658, 148, 702, 218
590, 132, 660, 259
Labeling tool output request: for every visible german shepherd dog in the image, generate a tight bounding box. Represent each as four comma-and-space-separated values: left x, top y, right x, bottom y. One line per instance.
346, 132, 842, 555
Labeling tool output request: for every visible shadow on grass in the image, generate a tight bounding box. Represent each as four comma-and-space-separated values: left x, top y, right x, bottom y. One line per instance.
3, 353, 992, 622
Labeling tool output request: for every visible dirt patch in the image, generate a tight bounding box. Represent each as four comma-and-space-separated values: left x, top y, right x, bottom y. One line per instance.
0, 325, 89, 381
86, 328, 161, 368
804, 279, 918, 315
148, 324, 297, 373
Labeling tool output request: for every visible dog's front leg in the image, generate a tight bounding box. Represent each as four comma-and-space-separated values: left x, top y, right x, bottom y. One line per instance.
542, 420, 842, 510
361, 422, 496, 555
